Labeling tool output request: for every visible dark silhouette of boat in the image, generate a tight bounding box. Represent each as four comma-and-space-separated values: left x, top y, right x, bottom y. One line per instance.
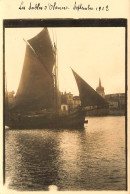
5, 28, 108, 129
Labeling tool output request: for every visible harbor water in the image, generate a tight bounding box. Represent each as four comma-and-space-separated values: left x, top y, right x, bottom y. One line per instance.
5, 116, 126, 191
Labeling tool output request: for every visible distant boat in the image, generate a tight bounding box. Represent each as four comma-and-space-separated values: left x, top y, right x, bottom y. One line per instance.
5, 28, 108, 129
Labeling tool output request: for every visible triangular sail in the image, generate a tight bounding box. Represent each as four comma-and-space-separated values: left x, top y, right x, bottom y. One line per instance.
13, 28, 55, 111
72, 69, 108, 108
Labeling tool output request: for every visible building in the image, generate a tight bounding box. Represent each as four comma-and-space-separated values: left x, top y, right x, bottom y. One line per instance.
73, 96, 81, 109
61, 92, 81, 112
96, 78, 105, 98
8, 91, 15, 104
105, 93, 125, 110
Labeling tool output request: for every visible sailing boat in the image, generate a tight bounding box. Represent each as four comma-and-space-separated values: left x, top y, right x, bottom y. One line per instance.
5, 28, 108, 129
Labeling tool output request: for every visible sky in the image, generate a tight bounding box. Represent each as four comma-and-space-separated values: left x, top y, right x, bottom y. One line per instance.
5, 27, 125, 95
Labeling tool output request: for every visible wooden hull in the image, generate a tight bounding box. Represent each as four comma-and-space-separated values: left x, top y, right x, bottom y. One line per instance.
7, 110, 87, 130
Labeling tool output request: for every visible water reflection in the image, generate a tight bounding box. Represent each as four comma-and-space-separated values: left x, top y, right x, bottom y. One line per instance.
5, 116, 126, 191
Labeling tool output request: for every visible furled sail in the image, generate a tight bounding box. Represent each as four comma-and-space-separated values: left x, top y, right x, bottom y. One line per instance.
72, 69, 108, 108
13, 28, 55, 111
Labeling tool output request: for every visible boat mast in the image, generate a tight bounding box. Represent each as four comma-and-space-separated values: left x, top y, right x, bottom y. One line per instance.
54, 41, 59, 113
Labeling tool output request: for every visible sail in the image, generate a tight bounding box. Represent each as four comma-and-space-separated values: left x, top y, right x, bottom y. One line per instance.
13, 28, 55, 111
72, 69, 108, 108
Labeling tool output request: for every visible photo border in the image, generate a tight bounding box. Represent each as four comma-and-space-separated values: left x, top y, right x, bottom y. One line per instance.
3, 18, 128, 190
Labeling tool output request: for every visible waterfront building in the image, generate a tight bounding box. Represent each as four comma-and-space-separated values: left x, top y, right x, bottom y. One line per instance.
73, 96, 81, 108
8, 91, 15, 104
61, 104, 69, 113
5, 90, 15, 107
60, 89, 125, 115
105, 93, 125, 110
61, 92, 81, 112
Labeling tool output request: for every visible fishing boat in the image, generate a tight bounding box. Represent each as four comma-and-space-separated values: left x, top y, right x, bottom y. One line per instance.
5, 28, 108, 129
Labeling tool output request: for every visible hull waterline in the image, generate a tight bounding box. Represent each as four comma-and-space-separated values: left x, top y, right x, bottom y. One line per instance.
7, 110, 87, 130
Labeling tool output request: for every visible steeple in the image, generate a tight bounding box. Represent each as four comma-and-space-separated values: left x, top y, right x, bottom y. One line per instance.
96, 78, 105, 98
99, 78, 101, 88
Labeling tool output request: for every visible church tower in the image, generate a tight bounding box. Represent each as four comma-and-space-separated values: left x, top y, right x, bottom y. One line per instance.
96, 78, 105, 98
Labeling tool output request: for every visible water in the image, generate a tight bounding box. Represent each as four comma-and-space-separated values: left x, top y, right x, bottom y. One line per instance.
5, 116, 126, 191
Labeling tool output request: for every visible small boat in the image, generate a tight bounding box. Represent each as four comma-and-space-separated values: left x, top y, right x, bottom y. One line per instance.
5, 28, 108, 129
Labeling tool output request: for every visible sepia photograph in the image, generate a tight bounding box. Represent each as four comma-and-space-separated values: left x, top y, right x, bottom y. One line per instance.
4, 19, 127, 191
